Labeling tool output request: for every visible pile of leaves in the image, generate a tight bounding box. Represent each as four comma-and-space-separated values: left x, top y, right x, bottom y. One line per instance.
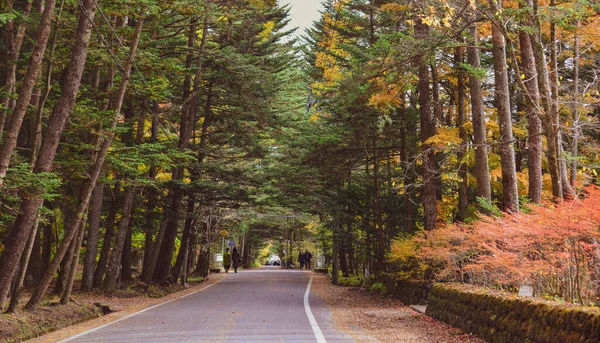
390, 186, 600, 304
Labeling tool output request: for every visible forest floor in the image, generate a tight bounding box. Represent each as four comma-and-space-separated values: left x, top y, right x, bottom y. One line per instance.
0, 274, 223, 343
311, 275, 485, 343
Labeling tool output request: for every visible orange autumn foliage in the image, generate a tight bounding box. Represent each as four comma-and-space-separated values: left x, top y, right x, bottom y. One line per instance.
390, 186, 600, 304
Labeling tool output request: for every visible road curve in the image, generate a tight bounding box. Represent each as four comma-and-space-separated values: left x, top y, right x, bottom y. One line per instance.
59, 267, 354, 343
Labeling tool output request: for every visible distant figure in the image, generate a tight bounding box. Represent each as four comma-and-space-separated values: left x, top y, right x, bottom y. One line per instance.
298, 251, 305, 269
223, 248, 231, 273
232, 246, 241, 273
304, 249, 312, 270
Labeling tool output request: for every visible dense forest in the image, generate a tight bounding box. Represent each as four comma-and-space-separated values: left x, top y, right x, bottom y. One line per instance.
1, 0, 600, 315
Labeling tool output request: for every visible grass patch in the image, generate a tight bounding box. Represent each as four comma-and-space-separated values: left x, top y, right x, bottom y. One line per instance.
338, 275, 364, 287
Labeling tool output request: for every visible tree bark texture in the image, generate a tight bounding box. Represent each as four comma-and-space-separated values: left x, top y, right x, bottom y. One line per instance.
7, 218, 40, 312
81, 183, 104, 291
455, 47, 468, 221
172, 199, 195, 282
416, 20, 437, 230
0, 1, 34, 137
490, 3, 519, 212
193, 222, 210, 278
154, 18, 208, 284
467, 21, 492, 203
0, 0, 56, 188
570, 20, 580, 187
0, 0, 96, 309
27, 3, 143, 308
144, 220, 167, 284
60, 218, 87, 304
94, 190, 119, 287
120, 223, 134, 282
103, 188, 136, 291
518, 7, 543, 203
141, 115, 159, 281
549, 1, 573, 199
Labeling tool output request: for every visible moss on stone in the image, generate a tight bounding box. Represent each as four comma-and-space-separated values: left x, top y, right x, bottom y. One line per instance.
428, 283, 600, 343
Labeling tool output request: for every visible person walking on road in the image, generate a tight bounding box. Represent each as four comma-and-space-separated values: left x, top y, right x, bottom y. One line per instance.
223, 248, 231, 273
298, 250, 305, 269
232, 246, 241, 273
304, 249, 312, 270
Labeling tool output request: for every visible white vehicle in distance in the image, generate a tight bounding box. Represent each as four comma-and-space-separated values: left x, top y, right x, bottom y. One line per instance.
265, 255, 281, 266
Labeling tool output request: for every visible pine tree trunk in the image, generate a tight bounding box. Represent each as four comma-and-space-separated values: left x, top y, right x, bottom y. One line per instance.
242, 230, 250, 270
339, 247, 349, 277
532, 0, 562, 199
94, 189, 119, 287
26, 228, 42, 288
172, 199, 195, 282
81, 183, 104, 291
519, 4, 543, 203
193, 222, 210, 277
26, 3, 143, 307
53, 231, 74, 296
430, 62, 444, 123
103, 187, 135, 291
570, 20, 580, 187
0, 0, 33, 135
116, 109, 145, 284
144, 220, 167, 284
154, 18, 208, 284
154, 187, 184, 283
347, 222, 356, 275
549, 2, 573, 199
490, 0, 519, 212
7, 219, 40, 312
120, 223, 134, 282
0, 0, 56, 188
416, 20, 437, 230
467, 21, 492, 203
455, 47, 468, 221
141, 116, 159, 281
372, 135, 385, 271
41, 222, 52, 277
171, 39, 208, 281
141, 185, 157, 281
0, 0, 96, 309
60, 219, 86, 304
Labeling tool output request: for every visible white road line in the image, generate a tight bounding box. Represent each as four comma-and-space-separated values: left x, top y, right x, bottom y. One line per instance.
304, 276, 327, 343
59, 282, 217, 342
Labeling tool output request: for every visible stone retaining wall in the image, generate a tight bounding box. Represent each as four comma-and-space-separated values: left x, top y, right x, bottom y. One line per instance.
426, 283, 600, 343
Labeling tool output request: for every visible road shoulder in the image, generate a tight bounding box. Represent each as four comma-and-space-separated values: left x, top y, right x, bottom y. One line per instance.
24, 274, 224, 343
310, 276, 484, 343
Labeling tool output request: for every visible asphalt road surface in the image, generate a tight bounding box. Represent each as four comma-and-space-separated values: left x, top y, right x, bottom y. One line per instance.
59, 267, 355, 343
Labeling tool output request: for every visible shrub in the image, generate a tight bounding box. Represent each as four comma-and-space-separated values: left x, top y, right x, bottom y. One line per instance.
338, 275, 363, 287
369, 281, 387, 295
390, 186, 600, 305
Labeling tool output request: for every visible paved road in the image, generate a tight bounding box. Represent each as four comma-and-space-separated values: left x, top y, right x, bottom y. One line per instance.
60, 267, 354, 343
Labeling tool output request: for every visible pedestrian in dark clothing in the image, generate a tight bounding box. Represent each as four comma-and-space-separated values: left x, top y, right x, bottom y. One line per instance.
232, 246, 241, 273
304, 249, 312, 270
223, 248, 231, 273
298, 251, 305, 269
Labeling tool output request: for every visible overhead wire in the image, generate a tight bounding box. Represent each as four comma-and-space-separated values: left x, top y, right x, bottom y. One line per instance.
79, 0, 173, 138
90, 0, 147, 84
